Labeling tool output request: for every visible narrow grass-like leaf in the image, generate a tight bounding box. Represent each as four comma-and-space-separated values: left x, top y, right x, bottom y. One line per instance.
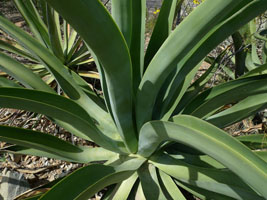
46, 5, 64, 62
13, 0, 50, 47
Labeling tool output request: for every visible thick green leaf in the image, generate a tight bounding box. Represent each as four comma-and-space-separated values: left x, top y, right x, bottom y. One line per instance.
136, 0, 267, 129
0, 52, 52, 92
0, 39, 37, 61
1, 145, 117, 164
69, 70, 107, 111
112, 0, 132, 46
43, 0, 137, 153
237, 134, 267, 150
130, 0, 146, 92
136, 0, 248, 129
151, 152, 264, 200
40, 157, 146, 200
138, 115, 267, 197
0, 15, 79, 99
183, 75, 267, 118
168, 147, 266, 166
109, 173, 138, 200
0, 77, 21, 88
0, 14, 112, 130
207, 93, 267, 128
242, 63, 267, 77
0, 125, 88, 163
255, 151, 267, 162
155, 61, 200, 120
173, 55, 222, 115
158, 170, 186, 200
138, 163, 166, 200
232, 31, 246, 78
167, 152, 225, 169
144, 0, 181, 69
128, 182, 146, 200
0, 88, 123, 152
174, 180, 236, 200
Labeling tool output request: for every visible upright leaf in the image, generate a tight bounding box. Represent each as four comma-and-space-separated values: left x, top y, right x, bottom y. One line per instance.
112, 0, 132, 46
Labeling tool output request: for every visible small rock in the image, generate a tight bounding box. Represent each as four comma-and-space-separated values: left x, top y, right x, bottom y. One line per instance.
0, 170, 30, 200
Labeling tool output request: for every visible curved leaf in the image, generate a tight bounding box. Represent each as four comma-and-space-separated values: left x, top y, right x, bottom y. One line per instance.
13, 0, 50, 47
237, 134, 267, 150
40, 157, 146, 200
0, 125, 87, 163
151, 152, 264, 200
158, 170, 186, 200
0, 15, 111, 129
112, 0, 132, 46
138, 163, 166, 200
0, 87, 122, 152
130, 0, 146, 92
0, 38, 37, 61
0, 53, 52, 92
207, 93, 267, 128
1, 145, 117, 164
183, 75, 267, 118
136, 0, 267, 129
138, 115, 267, 197
43, 0, 137, 153
0, 16, 82, 97
136, 0, 249, 129
174, 180, 236, 200
109, 173, 138, 200
0, 77, 21, 88
144, 0, 181, 69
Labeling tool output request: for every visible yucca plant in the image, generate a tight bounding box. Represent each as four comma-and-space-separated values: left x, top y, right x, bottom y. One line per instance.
0, 0, 96, 87
0, 0, 267, 199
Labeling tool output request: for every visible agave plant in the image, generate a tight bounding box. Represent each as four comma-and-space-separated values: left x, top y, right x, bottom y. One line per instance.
0, 0, 267, 199
0, 0, 96, 87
